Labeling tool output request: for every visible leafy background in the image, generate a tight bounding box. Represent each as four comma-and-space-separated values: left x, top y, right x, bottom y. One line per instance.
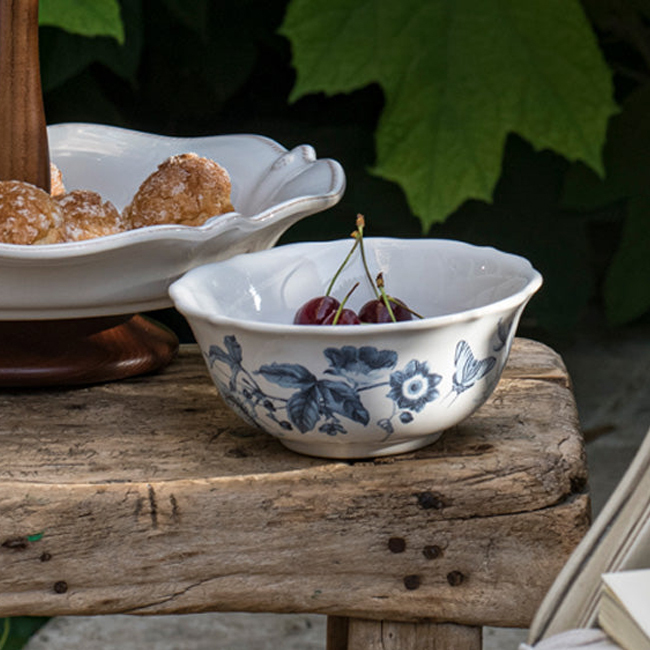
32, 0, 650, 341
2, 1, 649, 647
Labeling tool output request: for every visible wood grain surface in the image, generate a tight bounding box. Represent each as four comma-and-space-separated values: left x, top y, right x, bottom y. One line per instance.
0, 339, 589, 627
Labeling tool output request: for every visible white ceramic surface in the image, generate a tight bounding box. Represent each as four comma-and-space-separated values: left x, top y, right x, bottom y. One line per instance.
169, 238, 543, 459
0, 123, 345, 320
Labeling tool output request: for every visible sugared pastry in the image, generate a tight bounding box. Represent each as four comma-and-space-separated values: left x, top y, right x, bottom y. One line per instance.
124, 153, 234, 229
0, 180, 64, 245
57, 190, 128, 242
50, 162, 66, 197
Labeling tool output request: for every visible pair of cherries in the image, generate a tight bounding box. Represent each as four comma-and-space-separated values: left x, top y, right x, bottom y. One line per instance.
293, 283, 413, 325
293, 216, 418, 325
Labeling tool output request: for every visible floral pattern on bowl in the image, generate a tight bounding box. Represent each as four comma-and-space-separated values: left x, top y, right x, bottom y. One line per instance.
206, 335, 502, 444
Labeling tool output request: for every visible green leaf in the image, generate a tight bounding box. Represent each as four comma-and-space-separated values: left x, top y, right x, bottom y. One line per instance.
161, 0, 210, 37
562, 84, 650, 210
280, 0, 617, 230
0, 618, 49, 650
597, 84, 650, 196
40, 1, 142, 93
429, 135, 596, 332
604, 195, 650, 325
561, 82, 650, 325
561, 160, 628, 212
39, 0, 124, 44
582, 0, 650, 37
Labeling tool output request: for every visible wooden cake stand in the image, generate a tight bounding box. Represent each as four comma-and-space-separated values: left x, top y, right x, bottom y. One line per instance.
0, 0, 178, 387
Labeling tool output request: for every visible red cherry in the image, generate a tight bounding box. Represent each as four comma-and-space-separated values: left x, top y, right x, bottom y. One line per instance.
359, 298, 413, 323
293, 296, 340, 325
322, 308, 361, 325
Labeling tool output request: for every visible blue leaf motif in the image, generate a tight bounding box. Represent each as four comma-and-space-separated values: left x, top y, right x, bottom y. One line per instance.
207, 344, 234, 368
320, 421, 347, 436
257, 363, 317, 389
324, 345, 397, 379
286, 386, 321, 433
319, 379, 370, 425
208, 339, 243, 392
208, 336, 243, 370
224, 335, 243, 364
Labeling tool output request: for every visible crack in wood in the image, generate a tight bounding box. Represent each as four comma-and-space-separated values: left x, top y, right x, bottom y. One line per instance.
170, 493, 180, 523
119, 577, 214, 613
147, 484, 158, 529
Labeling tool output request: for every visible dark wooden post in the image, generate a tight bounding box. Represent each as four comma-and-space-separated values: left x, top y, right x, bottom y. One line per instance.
0, 0, 50, 190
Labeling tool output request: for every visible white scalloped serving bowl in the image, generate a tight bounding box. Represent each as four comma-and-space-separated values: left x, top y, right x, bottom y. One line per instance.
0, 123, 345, 320
169, 237, 543, 459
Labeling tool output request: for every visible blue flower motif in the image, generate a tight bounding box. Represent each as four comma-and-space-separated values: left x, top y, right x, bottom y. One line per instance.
388, 360, 441, 413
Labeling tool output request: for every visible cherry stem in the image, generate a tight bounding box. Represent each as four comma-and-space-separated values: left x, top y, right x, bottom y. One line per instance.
395, 299, 424, 320
325, 234, 360, 296
331, 281, 359, 325
355, 214, 380, 299
376, 273, 397, 323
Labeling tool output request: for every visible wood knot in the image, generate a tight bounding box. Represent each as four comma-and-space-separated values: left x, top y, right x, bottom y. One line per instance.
570, 474, 587, 494
403, 575, 421, 590
422, 545, 442, 559
447, 571, 465, 586
469, 443, 493, 453
388, 537, 406, 553
225, 447, 248, 458
1, 537, 28, 551
415, 491, 446, 510
53, 581, 68, 594
40, 552, 52, 562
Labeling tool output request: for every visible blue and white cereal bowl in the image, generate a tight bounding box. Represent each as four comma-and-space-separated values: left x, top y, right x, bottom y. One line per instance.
169, 237, 543, 459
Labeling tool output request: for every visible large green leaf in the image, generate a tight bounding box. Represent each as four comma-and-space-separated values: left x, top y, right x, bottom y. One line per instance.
604, 196, 650, 325
563, 83, 650, 324
40, 1, 141, 93
0, 617, 49, 650
280, 0, 617, 230
562, 83, 650, 212
160, 0, 209, 38
39, 0, 124, 43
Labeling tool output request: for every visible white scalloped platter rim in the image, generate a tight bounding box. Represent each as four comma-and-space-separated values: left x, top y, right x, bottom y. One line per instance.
0, 123, 346, 260
0, 123, 346, 319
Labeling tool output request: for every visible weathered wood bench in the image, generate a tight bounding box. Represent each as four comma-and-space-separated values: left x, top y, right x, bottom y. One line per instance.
0, 338, 590, 649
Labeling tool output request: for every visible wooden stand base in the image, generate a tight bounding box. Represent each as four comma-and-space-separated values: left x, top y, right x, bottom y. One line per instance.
327, 617, 482, 650
0, 314, 179, 387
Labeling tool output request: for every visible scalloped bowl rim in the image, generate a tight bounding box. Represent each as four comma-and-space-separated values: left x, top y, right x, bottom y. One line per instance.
170, 237, 544, 333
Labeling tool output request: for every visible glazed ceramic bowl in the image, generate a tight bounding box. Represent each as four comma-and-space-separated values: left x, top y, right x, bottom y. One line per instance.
0, 123, 345, 320
169, 238, 543, 459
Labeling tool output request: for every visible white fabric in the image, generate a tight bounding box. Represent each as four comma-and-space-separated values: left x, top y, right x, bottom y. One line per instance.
519, 628, 621, 650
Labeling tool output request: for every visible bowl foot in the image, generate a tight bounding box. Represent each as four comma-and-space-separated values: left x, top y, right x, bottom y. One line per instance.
0, 314, 179, 387
279, 432, 443, 459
